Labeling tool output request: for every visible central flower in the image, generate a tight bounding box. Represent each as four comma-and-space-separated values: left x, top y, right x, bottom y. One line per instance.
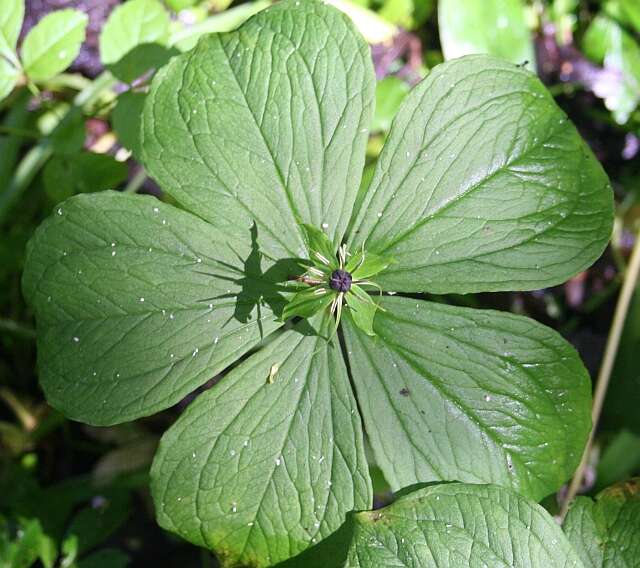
281, 224, 392, 336
330, 269, 352, 292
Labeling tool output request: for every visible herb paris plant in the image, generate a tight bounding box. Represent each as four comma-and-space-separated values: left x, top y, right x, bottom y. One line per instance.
22, 1, 613, 566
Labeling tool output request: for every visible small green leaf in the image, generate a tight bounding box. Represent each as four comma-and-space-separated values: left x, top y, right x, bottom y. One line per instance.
282, 286, 334, 321
0, 57, 19, 102
372, 76, 410, 133
438, 0, 534, 68
349, 55, 613, 294
342, 296, 591, 501
347, 483, 585, 567
620, 0, 640, 34
112, 91, 146, 157
43, 152, 129, 203
22, 192, 285, 425
107, 43, 177, 84
300, 224, 338, 268
99, 0, 170, 70
21, 9, 88, 82
48, 107, 85, 155
151, 326, 371, 567
64, 492, 131, 554
564, 478, 640, 568
141, 0, 375, 259
379, 0, 432, 29
0, 0, 24, 63
345, 285, 378, 336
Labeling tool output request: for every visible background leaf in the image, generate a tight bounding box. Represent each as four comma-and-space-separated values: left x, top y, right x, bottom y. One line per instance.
22, 192, 285, 425
43, 152, 128, 204
99, 0, 170, 70
141, 0, 375, 260
112, 91, 146, 157
21, 9, 88, 82
151, 325, 371, 567
582, 14, 640, 124
349, 55, 613, 294
438, 0, 534, 68
0, 58, 20, 102
342, 296, 591, 501
0, 0, 24, 62
347, 483, 585, 567
564, 478, 640, 568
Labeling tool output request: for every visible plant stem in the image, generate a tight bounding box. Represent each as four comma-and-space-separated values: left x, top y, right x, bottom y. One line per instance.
123, 167, 147, 193
0, 317, 36, 339
560, 226, 640, 521
0, 71, 117, 226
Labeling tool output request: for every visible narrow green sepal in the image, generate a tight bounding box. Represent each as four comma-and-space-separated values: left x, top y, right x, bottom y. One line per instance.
300, 224, 338, 269
282, 286, 334, 321
347, 249, 393, 280
346, 285, 380, 336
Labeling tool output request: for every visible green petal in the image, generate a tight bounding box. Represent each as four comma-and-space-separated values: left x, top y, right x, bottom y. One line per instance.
282, 286, 334, 321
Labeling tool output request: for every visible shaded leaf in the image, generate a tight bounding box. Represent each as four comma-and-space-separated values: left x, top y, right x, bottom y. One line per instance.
43, 152, 128, 203
107, 43, 178, 84
78, 549, 130, 568
151, 325, 371, 567
349, 55, 613, 294
21, 9, 88, 82
64, 492, 130, 554
347, 483, 584, 567
342, 296, 591, 501
112, 91, 146, 157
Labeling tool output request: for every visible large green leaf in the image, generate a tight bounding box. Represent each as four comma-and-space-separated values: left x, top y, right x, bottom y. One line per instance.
438, 0, 534, 68
342, 296, 591, 501
22, 192, 286, 425
564, 478, 640, 568
347, 483, 585, 567
99, 0, 170, 67
0, 0, 23, 63
151, 325, 371, 567
141, 0, 375, 259
349, 55, 613, 294
21, 9, 88, 82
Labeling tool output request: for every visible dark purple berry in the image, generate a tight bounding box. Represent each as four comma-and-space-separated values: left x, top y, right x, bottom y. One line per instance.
329, 269, 352, 292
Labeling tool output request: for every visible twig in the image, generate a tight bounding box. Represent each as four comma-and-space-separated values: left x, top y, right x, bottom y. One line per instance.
560, 226, 640, 521
123, 167, 147, 194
